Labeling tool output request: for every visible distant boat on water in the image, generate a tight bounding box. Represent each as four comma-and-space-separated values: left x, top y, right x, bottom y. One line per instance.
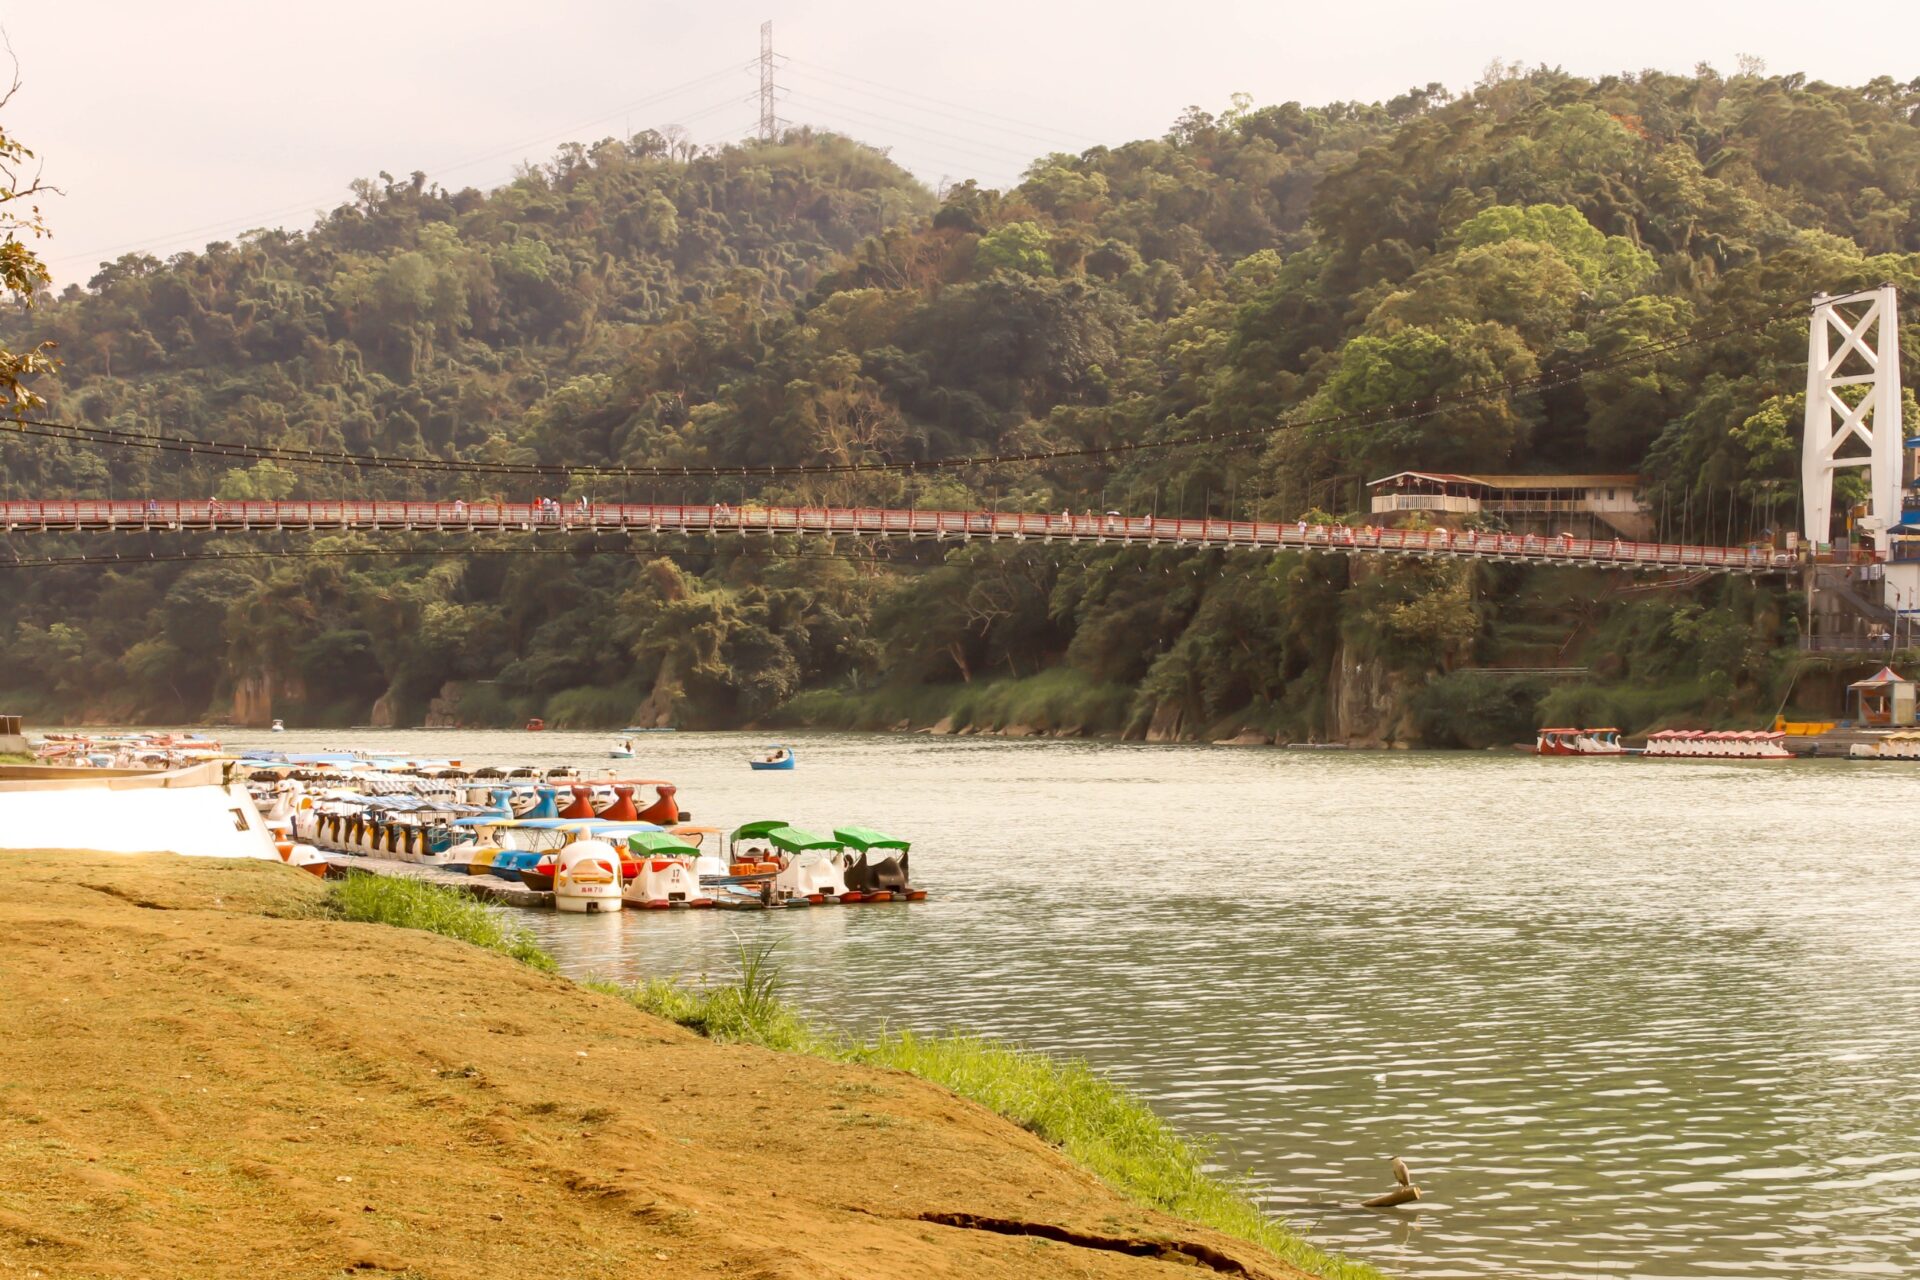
749, 745, 795, 771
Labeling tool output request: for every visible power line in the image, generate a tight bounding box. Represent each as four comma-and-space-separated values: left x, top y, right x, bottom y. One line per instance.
781, 90, 1052, 167
0, 302, 1804, 480
778, 56, 1100, 150
781, 69, 1089, 156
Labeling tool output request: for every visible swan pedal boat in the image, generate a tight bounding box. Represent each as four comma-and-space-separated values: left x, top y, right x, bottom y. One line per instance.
553, 839, 623, 913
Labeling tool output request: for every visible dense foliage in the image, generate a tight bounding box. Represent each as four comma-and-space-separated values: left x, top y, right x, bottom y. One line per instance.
6, 66, 1920, 738
1, 74, 54, 414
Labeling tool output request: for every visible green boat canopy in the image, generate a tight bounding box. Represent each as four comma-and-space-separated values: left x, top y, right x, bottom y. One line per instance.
627, 831, 699, 856
765, 826, 840, 854
729, 819, 790, 842
834, 826, 910, 853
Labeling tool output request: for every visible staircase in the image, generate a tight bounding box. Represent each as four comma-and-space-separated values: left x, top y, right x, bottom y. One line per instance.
1808, 565, 1897, 651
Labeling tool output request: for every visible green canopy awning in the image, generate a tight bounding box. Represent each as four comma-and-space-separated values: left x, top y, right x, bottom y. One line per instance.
834, 826, 910, 853
766, 826, 840, 854
729, 819, 790, 842
627, 831, 699, 856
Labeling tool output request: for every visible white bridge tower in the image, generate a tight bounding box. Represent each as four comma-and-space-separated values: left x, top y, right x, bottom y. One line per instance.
1803, 285, 1903, 555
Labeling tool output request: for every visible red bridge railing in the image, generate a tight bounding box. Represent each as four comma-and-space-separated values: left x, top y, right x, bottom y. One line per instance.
0, 500, 1797, 572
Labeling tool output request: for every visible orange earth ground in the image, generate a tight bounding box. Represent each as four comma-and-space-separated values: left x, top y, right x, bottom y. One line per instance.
0, 853, 1314, 1280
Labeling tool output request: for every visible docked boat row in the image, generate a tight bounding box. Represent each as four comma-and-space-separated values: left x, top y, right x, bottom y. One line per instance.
242, 763, 689, 819
1534, 727, 1792, 759
1641, 730, 1792, 759
1534, 727, 1626, 755
1848, 731, 1920, 759
34, 731, 225, 769
252, 773, 923, 912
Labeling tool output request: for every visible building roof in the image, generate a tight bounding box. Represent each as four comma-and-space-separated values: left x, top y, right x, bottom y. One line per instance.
1367, 471, 1643, 491
1849, 666, 1911, 689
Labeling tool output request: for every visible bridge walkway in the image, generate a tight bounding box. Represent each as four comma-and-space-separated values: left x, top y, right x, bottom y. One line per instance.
0, 500, 1797, 575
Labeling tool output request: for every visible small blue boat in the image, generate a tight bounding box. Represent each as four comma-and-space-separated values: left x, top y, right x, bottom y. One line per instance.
749, 745, 795, 771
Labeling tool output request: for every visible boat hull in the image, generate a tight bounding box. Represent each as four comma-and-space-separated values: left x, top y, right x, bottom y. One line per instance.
554, 841, 624, 913
624, 858, 710, 909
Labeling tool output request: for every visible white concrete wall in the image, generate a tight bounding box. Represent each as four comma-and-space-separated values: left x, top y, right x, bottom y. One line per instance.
0, 769, 277, 859
1370, 495, 1479, 514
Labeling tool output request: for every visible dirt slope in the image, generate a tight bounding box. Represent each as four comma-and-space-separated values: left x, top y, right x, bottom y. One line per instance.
0, 853, 1310, 1280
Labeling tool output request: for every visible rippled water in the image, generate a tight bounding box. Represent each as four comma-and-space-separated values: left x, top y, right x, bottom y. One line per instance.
236, 728, 1920, 1278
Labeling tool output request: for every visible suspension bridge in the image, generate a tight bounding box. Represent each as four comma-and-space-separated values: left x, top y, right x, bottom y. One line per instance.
0, 499, 1797, 573
0, 286, 1903, 584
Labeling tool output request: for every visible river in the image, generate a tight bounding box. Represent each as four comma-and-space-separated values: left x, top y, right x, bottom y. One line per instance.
238, 728, 1920, 1279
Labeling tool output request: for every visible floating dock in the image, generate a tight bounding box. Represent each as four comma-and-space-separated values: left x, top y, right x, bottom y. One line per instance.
324, 854, 553, 909
321, 855, 798, 910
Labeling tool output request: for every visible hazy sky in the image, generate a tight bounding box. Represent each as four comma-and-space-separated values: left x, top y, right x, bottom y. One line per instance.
8, 1, 1918, 289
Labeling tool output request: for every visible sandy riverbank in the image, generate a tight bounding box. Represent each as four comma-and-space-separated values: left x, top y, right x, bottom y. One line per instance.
0, 852, 1316, 1279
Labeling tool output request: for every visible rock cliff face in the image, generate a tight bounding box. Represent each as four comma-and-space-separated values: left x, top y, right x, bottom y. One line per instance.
1144, 701, 1187, 742
230, 670, 307, 727
423, 682, 465, 728
629, 657, 683, 729
1325, 643, 1414, 746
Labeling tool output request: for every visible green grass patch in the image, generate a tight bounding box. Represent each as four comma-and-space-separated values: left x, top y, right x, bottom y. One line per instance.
777, 669, 1133, 736
1536, 677, 1723, 733
334, 884, 1380, 1279
0, 687, 59, 719
325, 874, 557, 973
593, 944, 1383, 1280
444, 682, 526, 729
544, 683, 643, 730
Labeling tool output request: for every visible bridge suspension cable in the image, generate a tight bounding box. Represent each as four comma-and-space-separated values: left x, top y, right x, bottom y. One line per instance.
1, 303, 1805, 480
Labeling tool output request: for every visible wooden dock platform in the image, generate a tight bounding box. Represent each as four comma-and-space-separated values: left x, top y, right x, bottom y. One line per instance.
1784, 728, 1886, 758
323, 854, 554, 909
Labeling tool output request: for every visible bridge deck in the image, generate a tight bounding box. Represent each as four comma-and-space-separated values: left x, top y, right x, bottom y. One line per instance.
0, 500, 1796, 574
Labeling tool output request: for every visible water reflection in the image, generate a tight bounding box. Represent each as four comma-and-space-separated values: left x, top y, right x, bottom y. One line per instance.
240, 729, 1920, 1277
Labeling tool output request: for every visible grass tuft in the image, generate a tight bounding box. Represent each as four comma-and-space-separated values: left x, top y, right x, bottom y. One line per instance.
325, 874, 557, 973
332, 887, 1380, 1280
592, 945, 1384, 1280
589, 941, 822, 1052
778, 669, 1134, 735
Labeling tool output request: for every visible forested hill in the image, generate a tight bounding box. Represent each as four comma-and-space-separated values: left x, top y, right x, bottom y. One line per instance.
6, 67, 1920, 741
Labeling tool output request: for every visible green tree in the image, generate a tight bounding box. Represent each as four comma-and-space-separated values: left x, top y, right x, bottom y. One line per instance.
1453, 202, 1655, 302
1, 73, 53, 413
974, 221, 1055, 276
